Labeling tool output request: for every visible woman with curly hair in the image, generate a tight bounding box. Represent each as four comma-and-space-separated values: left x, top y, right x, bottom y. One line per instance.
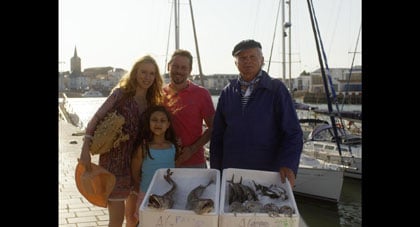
79, 55, 163, 227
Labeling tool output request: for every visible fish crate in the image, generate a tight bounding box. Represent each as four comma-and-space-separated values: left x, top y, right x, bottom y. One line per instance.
219, 168, 300, 227
139, 168, 220, 227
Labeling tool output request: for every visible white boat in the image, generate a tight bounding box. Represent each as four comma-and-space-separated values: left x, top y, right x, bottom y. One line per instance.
303, 124, 362, 179
294, 153, 344, 202
81, 89, 103, 97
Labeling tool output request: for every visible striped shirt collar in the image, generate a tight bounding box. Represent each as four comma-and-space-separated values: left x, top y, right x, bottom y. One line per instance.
238, 70, 263, 97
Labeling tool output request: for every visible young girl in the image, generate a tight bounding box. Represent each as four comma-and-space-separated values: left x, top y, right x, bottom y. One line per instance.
129, 105, 180, 225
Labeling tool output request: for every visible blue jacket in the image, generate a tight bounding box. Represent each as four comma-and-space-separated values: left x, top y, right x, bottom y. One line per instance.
209, 70, 303, 174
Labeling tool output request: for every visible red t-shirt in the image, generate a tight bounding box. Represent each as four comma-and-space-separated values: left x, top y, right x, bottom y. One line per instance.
163, 81, 215, 166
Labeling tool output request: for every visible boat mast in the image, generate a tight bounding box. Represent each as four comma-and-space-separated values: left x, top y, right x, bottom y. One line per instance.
267, 0, 281, 74
287, 0, 292, 90
174, 0, 179, 49
306, 0, 343, 159
282, 0, 292, 90
188, 0, 204, 87
282, 0, 286, 84
172, 0, 204, 87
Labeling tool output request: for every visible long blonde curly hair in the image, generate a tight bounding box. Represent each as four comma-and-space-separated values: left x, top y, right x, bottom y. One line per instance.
112, 55, 163, 106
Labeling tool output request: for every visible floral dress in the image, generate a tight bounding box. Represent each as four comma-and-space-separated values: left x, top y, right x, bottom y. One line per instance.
85, 88, 144, 200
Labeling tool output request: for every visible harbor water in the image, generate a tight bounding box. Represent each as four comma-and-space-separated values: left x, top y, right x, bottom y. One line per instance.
60, 96, 362, 227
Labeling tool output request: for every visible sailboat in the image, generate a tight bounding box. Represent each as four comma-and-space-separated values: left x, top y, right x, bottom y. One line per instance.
295, 101, 362, 180
301, 118, 362, 179
296, 1, 363, 180
265, 0, 352, 202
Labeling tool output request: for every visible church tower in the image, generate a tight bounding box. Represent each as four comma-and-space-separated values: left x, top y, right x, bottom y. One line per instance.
69, 46, 83, 90
70, 47, 82, 74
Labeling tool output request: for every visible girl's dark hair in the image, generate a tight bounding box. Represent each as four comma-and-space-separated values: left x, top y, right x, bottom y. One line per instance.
138, 105, 179, 159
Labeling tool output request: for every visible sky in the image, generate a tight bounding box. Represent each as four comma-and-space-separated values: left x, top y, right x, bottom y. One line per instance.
59, 0, 361, 79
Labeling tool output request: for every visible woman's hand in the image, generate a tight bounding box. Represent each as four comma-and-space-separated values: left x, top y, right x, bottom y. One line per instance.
79, 140, 92, 171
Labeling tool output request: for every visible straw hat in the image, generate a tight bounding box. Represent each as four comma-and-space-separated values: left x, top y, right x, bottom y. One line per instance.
75, 161, 116, 208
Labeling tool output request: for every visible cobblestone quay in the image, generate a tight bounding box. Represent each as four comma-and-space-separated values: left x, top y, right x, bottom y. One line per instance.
59, 119, 127, 226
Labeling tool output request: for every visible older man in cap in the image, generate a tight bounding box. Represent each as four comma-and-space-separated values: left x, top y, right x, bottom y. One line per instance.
209, 39, 303, 187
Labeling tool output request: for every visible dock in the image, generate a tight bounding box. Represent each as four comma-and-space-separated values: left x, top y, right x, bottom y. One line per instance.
59, 119, 124, 226
298, 92, 362, 105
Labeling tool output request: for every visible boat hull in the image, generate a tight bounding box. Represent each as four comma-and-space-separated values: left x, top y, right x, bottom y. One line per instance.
294, 166, 344, 202
303, 149, 362, 179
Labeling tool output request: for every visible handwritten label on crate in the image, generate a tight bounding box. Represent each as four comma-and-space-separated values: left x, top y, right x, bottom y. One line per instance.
141, 212, 218, 227
220, 215, 299, 227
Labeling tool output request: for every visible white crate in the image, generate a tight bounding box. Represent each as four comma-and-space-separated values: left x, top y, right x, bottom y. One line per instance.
219, 168, 300, 227
139, 168, 220, 227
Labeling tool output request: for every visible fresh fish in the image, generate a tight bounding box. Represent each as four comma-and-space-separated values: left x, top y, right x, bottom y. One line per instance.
190, 198, 214, 215
186, 179, 214, 214
263, 202, 281, 217
269, 184, 288, 201
262, 203, 294, 217
253, 180, 288, 200
278, 205, 294, 217
241, 183, 258, 202
147, 169, 176, 210
244, 200, 263, 213
227, 175, 258, 204
229, 201, 247, 213
228, 177, 245, 204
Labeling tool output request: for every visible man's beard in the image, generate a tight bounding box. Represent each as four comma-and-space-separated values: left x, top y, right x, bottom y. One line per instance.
171, 74, 187, 85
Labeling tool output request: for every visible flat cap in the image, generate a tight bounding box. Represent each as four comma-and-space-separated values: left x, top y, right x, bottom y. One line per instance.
232, 39, 262, 56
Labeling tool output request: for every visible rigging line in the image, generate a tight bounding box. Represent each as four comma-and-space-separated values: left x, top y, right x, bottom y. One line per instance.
267, 0, 282, 73
311, 2, 359, 158
311, 1, 339, 108
325, 0, 343, 57
340, 23, 362, 111
311, 0, 356, 158
306, 0, 343, 161
310, 0, 351, 152
252, 0, 262, 36
164, 2, 174, 74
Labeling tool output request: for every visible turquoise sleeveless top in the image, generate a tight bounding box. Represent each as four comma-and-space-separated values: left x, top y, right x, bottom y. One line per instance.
140, 144, 176, 192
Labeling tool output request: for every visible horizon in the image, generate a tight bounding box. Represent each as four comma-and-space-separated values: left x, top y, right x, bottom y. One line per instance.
59, 0, 361, 78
